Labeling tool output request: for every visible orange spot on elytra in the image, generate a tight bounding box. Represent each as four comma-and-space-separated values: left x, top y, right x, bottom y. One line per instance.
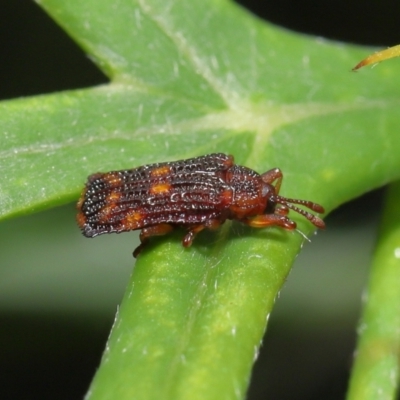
150, 182, 171, 195
98, 204, 117, 223
106, 191, 122, 202
150, 165, 172, 177
123, 211, 144, 230
102, 172, 123, 187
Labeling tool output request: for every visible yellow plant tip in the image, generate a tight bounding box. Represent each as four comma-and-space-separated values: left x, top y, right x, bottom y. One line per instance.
352, 44, 400, 71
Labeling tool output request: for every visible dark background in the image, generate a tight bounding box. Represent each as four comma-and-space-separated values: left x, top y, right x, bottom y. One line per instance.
0, 0, 399, 399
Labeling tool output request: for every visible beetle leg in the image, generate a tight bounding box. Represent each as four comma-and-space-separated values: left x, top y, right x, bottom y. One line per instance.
133, 224, 174, 257
182, 219, 222, 247
242, 214, 296, 230
260, 168, 283, 194
275, 205, 290, 216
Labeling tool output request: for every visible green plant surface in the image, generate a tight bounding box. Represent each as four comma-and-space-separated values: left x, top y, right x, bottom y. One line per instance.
347, 182, 400, 400
1, 0, 400, 399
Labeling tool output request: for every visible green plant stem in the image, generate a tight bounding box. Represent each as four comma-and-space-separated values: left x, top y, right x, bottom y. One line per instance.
85, 224, 305, 400
347, 182, 400, 400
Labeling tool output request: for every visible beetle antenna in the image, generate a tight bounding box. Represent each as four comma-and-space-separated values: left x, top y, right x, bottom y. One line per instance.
276, 196, 325, 229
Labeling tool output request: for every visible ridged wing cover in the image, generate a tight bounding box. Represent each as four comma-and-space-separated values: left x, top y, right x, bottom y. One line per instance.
77, 154, 234, 237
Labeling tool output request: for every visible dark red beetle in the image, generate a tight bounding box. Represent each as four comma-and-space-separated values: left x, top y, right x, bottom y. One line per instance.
77, 153, 325, 256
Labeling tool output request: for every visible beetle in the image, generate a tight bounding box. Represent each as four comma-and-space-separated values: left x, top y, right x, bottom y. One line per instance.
77, 153, 325, 257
